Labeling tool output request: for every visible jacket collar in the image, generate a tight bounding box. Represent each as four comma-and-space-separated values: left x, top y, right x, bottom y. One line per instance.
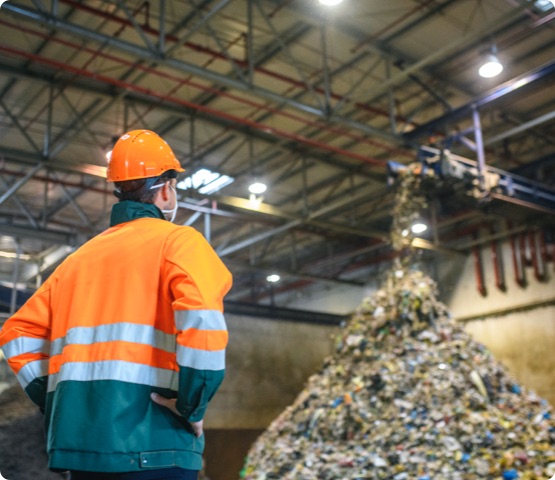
110, 200, 165, 227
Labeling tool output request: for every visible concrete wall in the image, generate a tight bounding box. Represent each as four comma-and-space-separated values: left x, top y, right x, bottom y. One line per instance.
463, 306, 555, 403
437, 233, 555, 405
205, 313, 339, 429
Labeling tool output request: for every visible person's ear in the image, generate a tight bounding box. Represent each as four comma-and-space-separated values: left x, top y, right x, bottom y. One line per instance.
161, 181, 171, 201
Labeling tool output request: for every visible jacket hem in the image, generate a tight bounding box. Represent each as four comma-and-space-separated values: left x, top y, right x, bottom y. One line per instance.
48, 449, 203, 472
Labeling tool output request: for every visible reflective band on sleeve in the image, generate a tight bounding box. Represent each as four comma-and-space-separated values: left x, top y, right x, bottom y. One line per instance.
176, 345, 225, 371
2, 336, 51, 359
51, 323, 176, 356
47, 360, 179, 393
174, 310, 226, 332
17, 359, 49, 389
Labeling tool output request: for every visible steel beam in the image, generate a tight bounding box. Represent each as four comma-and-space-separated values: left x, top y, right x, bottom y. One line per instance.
352, 4, 531, 105
224, 259, 365, 288
2, 2, 401, 144
216, 187, 387, 257
254, 0, 324, 111
19, 245, 72, 282
0, 146, 106, 177
0, 163, 43, 207
472, 105, 486, 192
21, 0, 211, 161
0, 223, 76, 245
223, 300, 346, 325
0, 99, 42, 155
9, 239, 22, 314
405, 59, 555, 142
49, 172, 94, 229
164, 0, 234, 58
50, 94, 109, 159
116, 0, 157, 53
0, 175, 39, 228
485, 108, 555, 146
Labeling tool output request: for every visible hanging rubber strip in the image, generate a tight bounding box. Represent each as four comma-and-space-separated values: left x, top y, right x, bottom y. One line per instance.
472, 232, 487, 297
530, 230, 547, 282
490, 230, 506, 291
508, 222, 526, 288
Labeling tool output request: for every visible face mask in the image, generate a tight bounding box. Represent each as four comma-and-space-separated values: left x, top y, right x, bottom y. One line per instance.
150, 183, 178, 223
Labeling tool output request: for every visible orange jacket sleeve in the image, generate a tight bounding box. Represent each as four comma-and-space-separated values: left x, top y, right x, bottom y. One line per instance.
0, 279, 54, 409
163, 227, 232, 421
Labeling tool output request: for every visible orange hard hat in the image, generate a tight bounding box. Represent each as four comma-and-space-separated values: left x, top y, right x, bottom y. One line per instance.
106, 129, 185, 182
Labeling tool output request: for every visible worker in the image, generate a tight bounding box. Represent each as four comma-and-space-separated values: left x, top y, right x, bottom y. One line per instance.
0, 130, 232, 480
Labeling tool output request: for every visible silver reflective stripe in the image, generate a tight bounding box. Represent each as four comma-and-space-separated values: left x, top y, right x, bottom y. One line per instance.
47, 360, 179, 393
176, 345, 225, 371
51, 323, 176, 356
174, 310, 226, 332
1, 336, 51, 359
17, 359, 49, 389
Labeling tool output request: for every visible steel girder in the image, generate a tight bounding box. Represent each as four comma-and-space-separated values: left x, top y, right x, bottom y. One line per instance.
2, 2, 402, 144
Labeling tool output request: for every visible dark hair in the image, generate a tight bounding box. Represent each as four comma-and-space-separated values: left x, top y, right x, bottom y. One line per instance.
113, 170, 178, 203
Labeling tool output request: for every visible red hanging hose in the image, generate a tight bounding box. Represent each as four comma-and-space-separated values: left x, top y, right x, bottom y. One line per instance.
490, 231, 506, 291
509, 223, 526, 288
473, 232, 487, 297
530, 230, 547, 282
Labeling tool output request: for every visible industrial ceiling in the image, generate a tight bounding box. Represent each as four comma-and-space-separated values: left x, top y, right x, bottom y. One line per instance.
0, 0, 554, 312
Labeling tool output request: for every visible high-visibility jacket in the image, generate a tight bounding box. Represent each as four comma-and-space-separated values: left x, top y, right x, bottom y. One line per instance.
0, 201, 232, 473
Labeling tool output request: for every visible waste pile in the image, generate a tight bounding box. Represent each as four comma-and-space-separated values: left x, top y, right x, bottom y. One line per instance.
240, 164, 555, 480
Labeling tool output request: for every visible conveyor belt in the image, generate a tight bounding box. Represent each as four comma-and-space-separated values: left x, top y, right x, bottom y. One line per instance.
388, 146, 555, 217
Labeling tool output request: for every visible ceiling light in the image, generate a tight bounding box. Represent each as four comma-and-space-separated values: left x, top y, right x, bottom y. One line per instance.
319, 0, 344, 4
478, 53, 503, 78
248, 182, 267, 195
266, 274, 280, 283
411, 222, 428, 234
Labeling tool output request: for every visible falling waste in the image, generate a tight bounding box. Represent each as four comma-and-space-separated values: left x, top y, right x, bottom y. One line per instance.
240, 163, 555, 479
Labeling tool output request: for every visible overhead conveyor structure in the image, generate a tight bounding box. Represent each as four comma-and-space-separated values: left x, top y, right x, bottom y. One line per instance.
388, 146, 555, 218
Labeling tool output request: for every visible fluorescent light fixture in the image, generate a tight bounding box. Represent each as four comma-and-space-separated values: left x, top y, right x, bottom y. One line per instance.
0, 251, 32, 260
478, 53, 503, 78
411, 222, 428, 234
319, 0, 343, 4
266, 274, 281, 283
535, 0, 555, 11
177, 168, 234, 195
248, 182, 267, 195
198, 175, 233, 195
